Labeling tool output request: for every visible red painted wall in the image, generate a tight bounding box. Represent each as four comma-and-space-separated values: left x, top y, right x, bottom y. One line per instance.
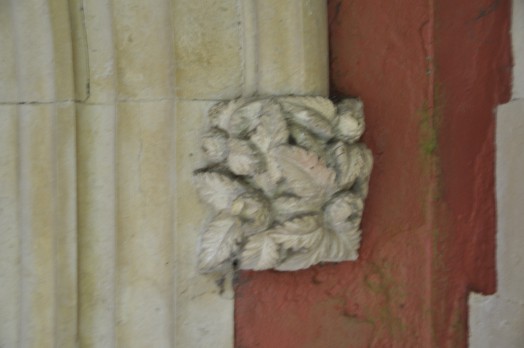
235, 0, 511, 347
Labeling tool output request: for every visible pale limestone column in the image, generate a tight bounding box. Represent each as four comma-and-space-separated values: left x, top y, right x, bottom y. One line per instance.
0, 0, 328, 347
75, 1, 175, 347
0, 0, 77, 347
172, 1, 327, 347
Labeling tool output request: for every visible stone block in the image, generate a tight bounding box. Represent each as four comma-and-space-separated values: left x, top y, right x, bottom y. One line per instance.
113, 0, 173, 99
172, 0, 242, 99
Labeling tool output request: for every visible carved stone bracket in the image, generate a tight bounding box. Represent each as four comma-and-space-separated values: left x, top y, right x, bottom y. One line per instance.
194, 96, 373, 272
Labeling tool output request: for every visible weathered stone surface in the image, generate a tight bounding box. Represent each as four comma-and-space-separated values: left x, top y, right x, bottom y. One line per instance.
0, 0, 74, 103
172, 0, 243, 99
0, 107, 18, 348
113, 0, 173, 99
75, 0, 117, 103
257, 0, 328, 96
77, 105, 117, 347
0, 0, 329, 347
0, 104, 77, 348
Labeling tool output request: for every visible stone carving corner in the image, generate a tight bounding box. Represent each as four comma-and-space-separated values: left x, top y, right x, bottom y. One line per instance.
193, 96, 373, 273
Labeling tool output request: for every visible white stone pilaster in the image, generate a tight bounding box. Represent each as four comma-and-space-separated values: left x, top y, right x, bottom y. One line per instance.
0, 1, 329, 347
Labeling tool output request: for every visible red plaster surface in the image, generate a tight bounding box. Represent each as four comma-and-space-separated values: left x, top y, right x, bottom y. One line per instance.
234, 0, 512, 347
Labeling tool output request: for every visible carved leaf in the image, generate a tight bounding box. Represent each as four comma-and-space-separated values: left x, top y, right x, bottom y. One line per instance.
250, 105, 289, 153
327, 142, 367, 189
272, 195, 319, 223
324, 191, 364, 234
227, 139, 264, 176
194, 172, 246, 211
329, 220, 361, 237
275, 242, 324, 271
271, 215, 323, 251
231, 192, 272, 235
279, 100, 334, 141
319, 229, 361, 262
208, 99, 245, 131
289, 123, 326, 157
270, 145, 336, 199
198, 214, 242, 273
351, 147, 373, 198
228, 100, 265, 137
278, 96, 337, 122
276, 228, 360, 271
249, 172, 276, 198
201, 128, 229, 163
240, 233, 280, 270
333, 99, 365, 143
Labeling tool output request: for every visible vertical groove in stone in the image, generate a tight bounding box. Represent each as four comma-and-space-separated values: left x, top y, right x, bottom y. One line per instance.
74, 2, 116, 346
0, 108, 20, 348
238, 0, 258, 97
78, 0, 116, 103
18, 107, 56, 348
54, 103, 78, 348
69, 0, 91, 102
77, 106, 117, 348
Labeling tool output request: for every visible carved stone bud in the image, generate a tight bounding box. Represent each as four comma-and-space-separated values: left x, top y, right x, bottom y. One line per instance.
201, 128, 228, 164
334, 99, 365, 143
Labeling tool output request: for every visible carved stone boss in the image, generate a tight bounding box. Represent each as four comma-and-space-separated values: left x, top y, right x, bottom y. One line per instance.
193, 96, 373, 272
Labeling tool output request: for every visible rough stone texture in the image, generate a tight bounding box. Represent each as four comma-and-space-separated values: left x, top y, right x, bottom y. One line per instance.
235, 0, 512, 346
469, 295, 524, 348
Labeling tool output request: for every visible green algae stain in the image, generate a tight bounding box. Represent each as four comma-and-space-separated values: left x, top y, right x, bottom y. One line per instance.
363, 262, 407, 337
418, 101, 438, 159
418, 83, 446, 208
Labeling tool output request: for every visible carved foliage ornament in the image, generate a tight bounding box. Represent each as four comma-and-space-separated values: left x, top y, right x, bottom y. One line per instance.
194, 96, 372, 273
